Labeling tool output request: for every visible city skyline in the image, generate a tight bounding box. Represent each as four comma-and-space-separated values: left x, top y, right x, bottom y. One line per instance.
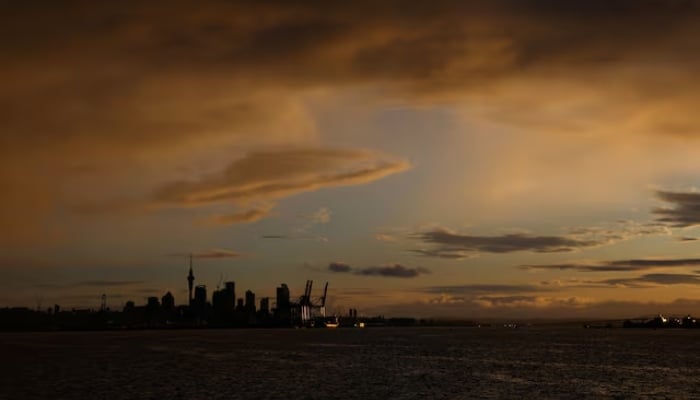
4, 2, 700, 319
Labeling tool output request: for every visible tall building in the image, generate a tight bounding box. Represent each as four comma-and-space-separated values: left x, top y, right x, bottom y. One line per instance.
260, 297, 270, 314
161, 291, 175, 310
275, 283, 291, 322
245, 290, 256, 313
187, 254, 195, 306
224, 281, 236, 309
147, 296, 160, 309
276, 284, 290, 310
212, 282, 235, 317
194, 285, 207, 309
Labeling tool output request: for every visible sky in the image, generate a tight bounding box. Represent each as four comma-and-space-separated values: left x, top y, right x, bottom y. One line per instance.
3, 1, 700, 319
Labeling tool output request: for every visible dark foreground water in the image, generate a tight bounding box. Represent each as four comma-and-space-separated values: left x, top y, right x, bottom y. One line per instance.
2, 327, 700, 399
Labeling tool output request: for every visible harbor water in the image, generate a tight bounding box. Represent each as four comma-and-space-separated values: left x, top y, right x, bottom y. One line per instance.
3, 327, 700, 399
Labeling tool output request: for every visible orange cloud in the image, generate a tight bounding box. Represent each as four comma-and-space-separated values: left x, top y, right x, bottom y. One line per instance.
4, 1, 700, 246
151, 148, 410, 218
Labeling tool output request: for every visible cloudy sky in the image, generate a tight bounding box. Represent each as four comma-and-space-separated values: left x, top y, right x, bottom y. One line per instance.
3, 1, 700, 319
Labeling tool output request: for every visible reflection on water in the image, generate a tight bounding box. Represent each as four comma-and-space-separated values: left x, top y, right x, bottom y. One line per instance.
3, 327, 700, 399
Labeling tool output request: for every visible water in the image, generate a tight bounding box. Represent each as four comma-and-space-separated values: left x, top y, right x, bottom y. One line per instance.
2, 327, 700, 399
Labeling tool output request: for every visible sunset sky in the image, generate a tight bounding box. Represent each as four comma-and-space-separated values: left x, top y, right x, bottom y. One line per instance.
3, 1, 700, 319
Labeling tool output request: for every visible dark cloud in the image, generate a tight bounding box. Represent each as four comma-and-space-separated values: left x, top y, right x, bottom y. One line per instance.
412, 222, 670, 258
4, 1, 700, 246
327, 262, 429, 278
262, 234, 328, 242
328, 262, 352, 273
653, 190, 700, 227
600, 273, 700, 287
413, 228, 602, 256
356, 265, 430, 278
408, 248, 472, 260
169, 249, 242, 259
335, 288, 380, 296
521, 258, 700, 272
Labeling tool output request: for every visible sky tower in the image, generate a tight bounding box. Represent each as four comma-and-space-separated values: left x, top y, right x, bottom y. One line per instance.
187, 254, 195, 306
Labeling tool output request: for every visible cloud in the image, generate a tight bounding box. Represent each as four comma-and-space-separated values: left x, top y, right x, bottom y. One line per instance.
169, 249, 242, 259
210, 205, 274, 225
73, 148, 408, 228
408, 248, 473, 260
521, 258, 700, 272
356, 264, 430, 278
259, 207, 332, 242
653, 190, 700, 227
151, 147, 409, 212
411, 222, 670, 258
412, 227, 602, 256
379, 296, 700, 320
6, 1, 700, 245
428, 294, 466, 305
306, 207, 331, 224
472, 296, 591, 309
566, 221, 670, 242
327, 262, 429, 278
599, 273, 700, 287
328, 262, 352, 273
534, 271, 700, 289
375, 233, 397, 242
422, 284, 549, 295
262, 234, 328, 242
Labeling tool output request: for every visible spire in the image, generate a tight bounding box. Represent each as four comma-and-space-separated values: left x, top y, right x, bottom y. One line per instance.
187, 253, 195, 305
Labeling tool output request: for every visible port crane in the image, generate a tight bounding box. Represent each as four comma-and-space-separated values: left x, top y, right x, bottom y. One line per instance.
296, 280, 328, 325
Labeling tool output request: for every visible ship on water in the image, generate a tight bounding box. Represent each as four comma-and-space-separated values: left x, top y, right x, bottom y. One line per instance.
319, 315, 339, 328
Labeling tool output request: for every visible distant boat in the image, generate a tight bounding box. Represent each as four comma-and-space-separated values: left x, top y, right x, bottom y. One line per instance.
314, 316, 339, 328
324, 316, 339, 328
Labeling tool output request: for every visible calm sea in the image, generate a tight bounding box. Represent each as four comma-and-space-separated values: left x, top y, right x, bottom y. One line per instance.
2, 327, 700, 399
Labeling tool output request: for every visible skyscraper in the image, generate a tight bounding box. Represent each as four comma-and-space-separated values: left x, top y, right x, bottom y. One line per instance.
161, 291, 175, 310
276, 284, 290, 310
260, 297, 270, 315
275, 283, 290, 322
245, 290, 256, 313
194, 285, 207, 309
224, 281, 235, 309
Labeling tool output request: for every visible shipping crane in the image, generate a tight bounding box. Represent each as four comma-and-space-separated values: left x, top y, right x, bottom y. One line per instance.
294, 280, 329, 326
